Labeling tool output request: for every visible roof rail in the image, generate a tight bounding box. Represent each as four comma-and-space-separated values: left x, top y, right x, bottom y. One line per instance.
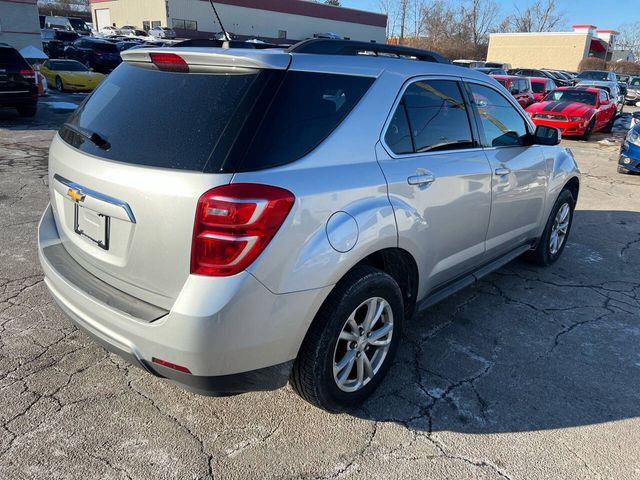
287, 39, 450, 64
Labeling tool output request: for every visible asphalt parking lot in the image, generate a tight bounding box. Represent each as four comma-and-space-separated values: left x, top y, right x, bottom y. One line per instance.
0, 95, 639, 480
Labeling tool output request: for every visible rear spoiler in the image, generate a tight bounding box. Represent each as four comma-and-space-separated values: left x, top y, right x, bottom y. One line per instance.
120, 47, 291, 70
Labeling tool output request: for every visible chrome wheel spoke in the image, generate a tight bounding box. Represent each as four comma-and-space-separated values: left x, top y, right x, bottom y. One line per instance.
335, 350, 356, 375
363, 298, 384, 333
368, 323, 392, 345
362, 354, 374, 379
339, 330, 359, 342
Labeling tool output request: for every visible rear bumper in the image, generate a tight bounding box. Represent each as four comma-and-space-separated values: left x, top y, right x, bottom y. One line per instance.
0, 90, 37, 108
38, 204, 330, 393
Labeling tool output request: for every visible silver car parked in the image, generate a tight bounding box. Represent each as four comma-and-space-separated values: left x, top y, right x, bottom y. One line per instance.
148, 26, 176, 39
38, 40, 580, 412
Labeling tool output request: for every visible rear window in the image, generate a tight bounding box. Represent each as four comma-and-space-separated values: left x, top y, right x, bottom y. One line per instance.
531, 82, 545, 93
56, 31, 79, 42
93, 42, 119, 53
60, 63, 373, 172
0, 48, 29, 71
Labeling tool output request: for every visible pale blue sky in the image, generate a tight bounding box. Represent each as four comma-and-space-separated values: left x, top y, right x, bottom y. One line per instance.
343, 0, 637, 31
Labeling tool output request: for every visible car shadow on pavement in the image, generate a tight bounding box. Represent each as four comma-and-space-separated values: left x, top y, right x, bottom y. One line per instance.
354, 209, 640, 434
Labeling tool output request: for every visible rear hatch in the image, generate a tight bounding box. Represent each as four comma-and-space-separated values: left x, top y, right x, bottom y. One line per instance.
0, 47, 35, 95
49, 48, 291, 309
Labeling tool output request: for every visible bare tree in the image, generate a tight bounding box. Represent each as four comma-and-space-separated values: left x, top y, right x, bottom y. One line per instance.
617, 22, 640, 58
464, 0, 500, 47
378, 0, 400, 39
508, 0, 564, 33
398, 0, 409, 43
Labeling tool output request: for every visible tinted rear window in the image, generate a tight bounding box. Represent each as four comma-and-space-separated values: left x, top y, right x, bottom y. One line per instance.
0, 48, 29, 70
56, 31, 80, 42
531, 82, 545, 93
60, 63, 373, 172
93, 42, 119, 53
60, 63, 266, 170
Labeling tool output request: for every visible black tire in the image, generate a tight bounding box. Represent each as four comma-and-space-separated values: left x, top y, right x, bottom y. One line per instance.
16, 105, 37, 117
524, 189, 575, 266
581, 119, 594, 141
55, 76, 64, 92
291, 266, 404, 412
602, 113, 616, 133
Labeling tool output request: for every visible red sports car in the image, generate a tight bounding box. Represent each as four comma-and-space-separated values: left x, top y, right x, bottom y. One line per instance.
525, 87, 617, 140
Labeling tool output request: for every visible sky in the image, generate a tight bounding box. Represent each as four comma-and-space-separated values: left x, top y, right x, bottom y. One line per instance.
343, 0, 637, 31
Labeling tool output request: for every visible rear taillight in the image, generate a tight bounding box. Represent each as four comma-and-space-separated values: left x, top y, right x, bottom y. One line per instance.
191, 184, 294, 277
19, 69, 35, 80
149, 52, 188, 73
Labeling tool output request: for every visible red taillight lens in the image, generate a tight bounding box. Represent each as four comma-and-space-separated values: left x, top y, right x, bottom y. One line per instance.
152, 357, 192, 374
149, 52, 188, 73
19, 69, 35, 79
191, 184, 295, 277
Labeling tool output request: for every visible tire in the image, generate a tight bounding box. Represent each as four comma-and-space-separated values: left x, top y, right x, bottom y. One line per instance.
524, 189, 575, 266
55, 76, 64, 92
16, 105, 37, 117
291, 266, 404, 412
602, 113, 615, 133
581, 119, 594, 141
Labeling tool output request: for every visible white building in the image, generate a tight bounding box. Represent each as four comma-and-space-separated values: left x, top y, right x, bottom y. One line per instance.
0, 0, 41, 50
90, 0, 387, 43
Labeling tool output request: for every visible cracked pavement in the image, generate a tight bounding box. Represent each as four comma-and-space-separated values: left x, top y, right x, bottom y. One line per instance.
0, 97, 639, 479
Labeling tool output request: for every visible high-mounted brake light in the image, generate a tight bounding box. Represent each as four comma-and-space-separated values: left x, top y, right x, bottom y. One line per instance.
19, 69, 35, 79
191, 184, 295, 277
149, 52, 188, 72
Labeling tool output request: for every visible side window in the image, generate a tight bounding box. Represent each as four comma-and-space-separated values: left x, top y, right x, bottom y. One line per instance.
599, 90, 607, 102
401, 80, 475, 153
384, 100, 413, 154
467, 83, 529, 148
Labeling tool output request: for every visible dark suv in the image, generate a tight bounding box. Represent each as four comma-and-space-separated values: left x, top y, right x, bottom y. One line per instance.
0, 44, 37, 117
64, 38, 122, 73
41, 29, 80, 59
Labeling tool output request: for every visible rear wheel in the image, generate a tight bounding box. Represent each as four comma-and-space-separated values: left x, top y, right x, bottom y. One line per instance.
55, 76, 64, 92
291, 266, 403, 412
524, 189, 575, 266
602, 113, 615, 133
16, 105, 37, 117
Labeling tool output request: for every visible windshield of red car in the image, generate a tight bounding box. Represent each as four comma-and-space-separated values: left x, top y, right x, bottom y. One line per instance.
544, 90, 597, 105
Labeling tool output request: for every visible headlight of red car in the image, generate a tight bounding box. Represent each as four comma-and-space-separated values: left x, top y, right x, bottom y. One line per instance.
569, 116, 585, 122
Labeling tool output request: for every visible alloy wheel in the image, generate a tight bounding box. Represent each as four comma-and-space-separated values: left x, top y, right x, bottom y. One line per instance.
549, 203, 570, 255
333, 297, 394, 393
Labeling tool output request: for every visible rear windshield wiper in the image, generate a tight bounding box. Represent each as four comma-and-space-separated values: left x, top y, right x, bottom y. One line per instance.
63, 123, 111, 150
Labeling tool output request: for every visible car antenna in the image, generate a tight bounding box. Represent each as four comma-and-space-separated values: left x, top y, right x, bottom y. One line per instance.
208, 0, 230, 46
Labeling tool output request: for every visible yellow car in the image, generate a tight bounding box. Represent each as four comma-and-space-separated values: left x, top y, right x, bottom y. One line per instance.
40, 59, 106, 92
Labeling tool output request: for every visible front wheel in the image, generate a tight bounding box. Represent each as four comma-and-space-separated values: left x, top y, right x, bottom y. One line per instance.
291, 266, 403, 412
55, 76, 64, 92
524, 189, 575, 266
581, 119, 595, 141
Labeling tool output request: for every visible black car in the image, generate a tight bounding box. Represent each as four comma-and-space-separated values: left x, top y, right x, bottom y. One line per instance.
508, 68, 571, 87
64, 38, 122, 73
41, 29, 80, 59
0, 43, 38, 117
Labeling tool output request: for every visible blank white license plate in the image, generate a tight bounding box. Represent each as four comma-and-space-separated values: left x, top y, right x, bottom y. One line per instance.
74, 204, 110, 250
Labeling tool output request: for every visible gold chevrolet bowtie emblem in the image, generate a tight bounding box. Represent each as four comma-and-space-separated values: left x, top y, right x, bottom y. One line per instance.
67, 188, 85, 203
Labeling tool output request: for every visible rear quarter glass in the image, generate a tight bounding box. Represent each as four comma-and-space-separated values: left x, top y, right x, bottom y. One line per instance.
0, 48, 30, 71
59, 63, 375, 173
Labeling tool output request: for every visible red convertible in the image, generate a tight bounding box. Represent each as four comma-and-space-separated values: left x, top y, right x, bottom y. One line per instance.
525, 87, 616, 140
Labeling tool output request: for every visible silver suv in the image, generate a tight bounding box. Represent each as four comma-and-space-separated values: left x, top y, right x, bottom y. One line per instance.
38, 40, 580, 412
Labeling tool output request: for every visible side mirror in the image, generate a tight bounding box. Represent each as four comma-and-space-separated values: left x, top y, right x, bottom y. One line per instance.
601, 98, 609, 105
533, 125, 561, 146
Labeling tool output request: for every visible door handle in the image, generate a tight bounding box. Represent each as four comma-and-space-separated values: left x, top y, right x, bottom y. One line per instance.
407, 173, 436, 186
494, 167, 511, 176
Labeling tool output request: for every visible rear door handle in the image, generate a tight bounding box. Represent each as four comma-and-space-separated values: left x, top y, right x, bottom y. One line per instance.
407, 173, 436, 186
495, 167, 511, 176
